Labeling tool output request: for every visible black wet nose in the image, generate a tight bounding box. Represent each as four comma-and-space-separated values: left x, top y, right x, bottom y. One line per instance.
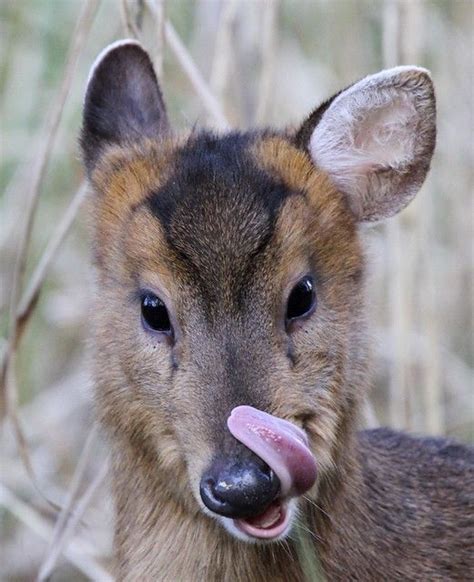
200, 457, 280, 519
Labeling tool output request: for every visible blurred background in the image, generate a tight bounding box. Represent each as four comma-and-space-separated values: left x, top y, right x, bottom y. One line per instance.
1, 0, 472, 579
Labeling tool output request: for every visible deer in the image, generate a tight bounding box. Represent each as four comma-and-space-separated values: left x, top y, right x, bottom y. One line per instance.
80, 40, 474, 581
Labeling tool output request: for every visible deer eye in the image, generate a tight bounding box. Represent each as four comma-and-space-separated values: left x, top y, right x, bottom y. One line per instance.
286, 276, 316, 323
141, 292, 172, 334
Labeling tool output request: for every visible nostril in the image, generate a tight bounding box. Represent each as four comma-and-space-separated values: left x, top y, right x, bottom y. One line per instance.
203, 476, 232, 505
200, 475, 235, 517
202, 477, 215, 498
263, 467, 280, 501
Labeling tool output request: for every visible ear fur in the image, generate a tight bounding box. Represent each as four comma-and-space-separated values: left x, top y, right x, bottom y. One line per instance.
81, 40, 169, 174
295, 67, 436, 222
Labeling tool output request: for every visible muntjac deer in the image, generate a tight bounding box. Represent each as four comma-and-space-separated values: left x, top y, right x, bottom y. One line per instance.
81, 40, 474, 581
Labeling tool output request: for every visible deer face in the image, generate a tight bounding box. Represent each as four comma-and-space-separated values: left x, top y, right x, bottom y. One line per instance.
82, 41, 435, 542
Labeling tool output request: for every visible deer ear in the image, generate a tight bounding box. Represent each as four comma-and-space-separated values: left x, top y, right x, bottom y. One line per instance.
81, 40, 169, 174
295, 67, 436, 222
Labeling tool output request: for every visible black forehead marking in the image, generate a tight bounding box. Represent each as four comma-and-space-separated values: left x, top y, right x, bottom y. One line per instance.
147, 131, 289, 229
146, 131, 298, 306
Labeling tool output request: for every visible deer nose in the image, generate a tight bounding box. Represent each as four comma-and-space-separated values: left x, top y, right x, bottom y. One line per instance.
200, 457, 280, 518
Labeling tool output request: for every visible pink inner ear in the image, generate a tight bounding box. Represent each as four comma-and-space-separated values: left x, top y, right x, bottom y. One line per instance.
227, 405, 317, 498
311, 96, 417, 181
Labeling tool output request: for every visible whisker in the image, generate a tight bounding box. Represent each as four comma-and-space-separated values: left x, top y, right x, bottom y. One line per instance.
293, 520, 322, 543
302, 495, 331, 520
277, 538, 294, 562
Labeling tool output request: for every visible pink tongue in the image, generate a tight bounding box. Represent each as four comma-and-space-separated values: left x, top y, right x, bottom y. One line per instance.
227, 406, 317, 497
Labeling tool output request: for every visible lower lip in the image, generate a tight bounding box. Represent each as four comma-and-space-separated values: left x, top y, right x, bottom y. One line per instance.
234, 502, 291, 540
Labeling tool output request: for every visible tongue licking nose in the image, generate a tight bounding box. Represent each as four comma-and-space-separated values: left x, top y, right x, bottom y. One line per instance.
227, 405, 317, 498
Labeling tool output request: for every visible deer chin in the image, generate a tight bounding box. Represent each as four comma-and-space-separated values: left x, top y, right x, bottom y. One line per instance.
221, 498, 297, 543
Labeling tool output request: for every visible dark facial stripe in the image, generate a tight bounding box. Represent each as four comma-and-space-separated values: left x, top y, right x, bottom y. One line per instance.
147, 131, 291, 229
145, 131, 297, 308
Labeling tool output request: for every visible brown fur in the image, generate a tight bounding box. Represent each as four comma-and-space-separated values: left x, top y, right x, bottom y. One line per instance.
87, 135, 473, 581
82, 45, 473, 581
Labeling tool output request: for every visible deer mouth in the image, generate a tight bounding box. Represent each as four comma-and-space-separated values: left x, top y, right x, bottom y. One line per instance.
226, 405, 317, 541
234, 499, 291, 539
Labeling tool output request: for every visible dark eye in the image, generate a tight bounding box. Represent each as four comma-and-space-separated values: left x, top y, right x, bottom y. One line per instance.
141, 293, 172, 334
286, 276, 316, 322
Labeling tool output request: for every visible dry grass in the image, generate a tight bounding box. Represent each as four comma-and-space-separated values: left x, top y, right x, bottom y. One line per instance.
0, 0, 472, 579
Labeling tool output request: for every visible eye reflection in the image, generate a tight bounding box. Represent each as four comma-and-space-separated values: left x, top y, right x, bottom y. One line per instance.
141, 292, 172, 334
286, 277, 316, 322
